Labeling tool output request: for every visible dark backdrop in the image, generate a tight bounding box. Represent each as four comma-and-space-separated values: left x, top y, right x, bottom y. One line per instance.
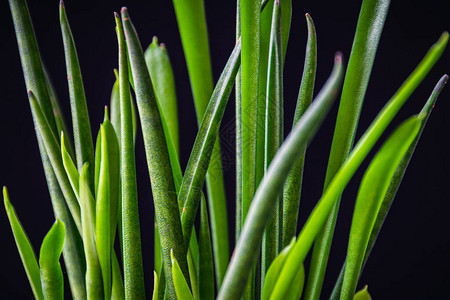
1, 0, 450, 299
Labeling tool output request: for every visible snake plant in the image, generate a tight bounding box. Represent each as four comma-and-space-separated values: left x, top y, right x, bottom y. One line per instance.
4, 0, 448, 299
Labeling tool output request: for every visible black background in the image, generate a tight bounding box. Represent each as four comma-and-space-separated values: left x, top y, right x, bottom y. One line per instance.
1, 0, 450, 299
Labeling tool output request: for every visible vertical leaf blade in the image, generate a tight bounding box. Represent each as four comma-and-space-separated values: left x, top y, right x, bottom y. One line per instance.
282, 13, 317, 247
115, 12, 146, 300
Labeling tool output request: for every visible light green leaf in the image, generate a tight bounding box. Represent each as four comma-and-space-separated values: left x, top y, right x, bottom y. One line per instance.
353, 286, 371, 300
60, 1, 95, 188
341, 116, 421, 300
61, 131, 80, 202
80, 163, 104, 299
152, 271, 159, 300
172, 250, 194, 300
3, 187, 44, 300
39, 219, 65, 300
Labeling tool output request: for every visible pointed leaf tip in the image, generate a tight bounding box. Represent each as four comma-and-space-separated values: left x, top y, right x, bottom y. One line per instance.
121, 7, 129, 18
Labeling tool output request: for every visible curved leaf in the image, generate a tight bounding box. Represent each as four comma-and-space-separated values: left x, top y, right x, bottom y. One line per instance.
179, 41, 241, 248
28, 91, 81, 232
3, 187, 44, 300
217, 54, 343, 300
353, 286, 371, 300
306, 1, 391, 298
282, 13, 317, 247
340, 117, 421, 300
330, 74, 448, 300
271, 33, 448, 300
39, 219, 65, 300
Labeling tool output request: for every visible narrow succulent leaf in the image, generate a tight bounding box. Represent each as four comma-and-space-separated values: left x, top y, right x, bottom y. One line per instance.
171, 1, 229, 283
112, 251, 125, 300
38, 133, 87, 299
60, 1, 95, 187
306, 0, 391, 297
152, 271, 159, 300
8, 1, 85, 296
262, 0, 283, 285
28, 91, 81, 231
96, 125, 112, 300
240, 0, 260, 232
235, 0, 243, 244
307, 13, 446, 300
171, 250, 195, 300
341, 117, 421, 300
122, 10, 188, 299
261, 238, 295, 300
44, 68, 75, 160
187, 250, 199, 300
330, 74, 448, 300
39, 219, 65, 300
179, 41, 241, 247
3, 187, 44, 300
145, 37, 180, 155
217, 54, 343, 300
280, 0, 292, 62
80, 163, 104, 299
353, 286, 371, 300
271, 33, 448, 299
101, 110, 121, 246
256, 0, 273, 190
8, 0, 58, 136
115, 12, 146, 299
282, 13, 317, 247
111, 70, 121, 146
199, 197, 214, 300
61, 131, 80, 201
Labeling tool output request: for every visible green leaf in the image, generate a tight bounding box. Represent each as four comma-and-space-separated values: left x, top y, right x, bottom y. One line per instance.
172, 0, 230, 286
341, 117, 421, 300
39, 219, 65, 300
110, 70, 121, 145
145, 37, 179, 155
261, 238, 295, 300
60, 1, 95, 188
306, 21, 448, 300
3, 187, 44, 300
178, 40, 241, 248
115, 12, 146, 299
217, 53, 344, 300
44, 68, 75, 161
306, 1, 391, 298
80, 163, 104, 299
96, 125, 112, 300
199, 197, 214, 300
240, 0, 260, 236
8, 0, 58, 136
152, 271, 159, 300
28, 91, 81, 232
330, 74, 448, 300
270, 33, 448, 300
262, 0, 283, 285
282, 13, 317, 247
112, 251, 125, 300
61, 131, 80, 201
353, 286, 371, 300
8, 1, 86, 297
172, 250, 195, 300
